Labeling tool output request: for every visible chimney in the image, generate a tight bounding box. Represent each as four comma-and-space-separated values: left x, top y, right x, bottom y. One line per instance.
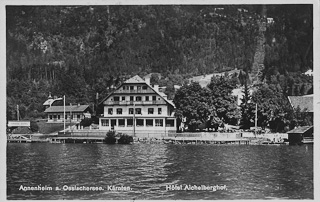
48, 92, 52, 99
145, 77, 150, 85
154, 84, 159, 92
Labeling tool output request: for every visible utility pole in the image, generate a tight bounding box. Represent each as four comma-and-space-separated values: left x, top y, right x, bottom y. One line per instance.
64, 95, 66, 135
133, 103, 136, 137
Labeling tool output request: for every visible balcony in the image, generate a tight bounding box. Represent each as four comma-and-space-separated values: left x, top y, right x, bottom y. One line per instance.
104, 100, 167, 105
116, 89, 155, 94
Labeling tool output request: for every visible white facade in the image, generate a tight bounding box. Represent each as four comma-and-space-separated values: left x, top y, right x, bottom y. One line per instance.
99, 75, 176, 135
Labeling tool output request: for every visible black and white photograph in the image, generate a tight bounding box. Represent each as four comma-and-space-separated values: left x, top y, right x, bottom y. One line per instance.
4, 0, 318, 200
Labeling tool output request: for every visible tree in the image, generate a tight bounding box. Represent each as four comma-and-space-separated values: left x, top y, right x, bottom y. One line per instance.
173, 82, 214, 131
207, 76, 240, 125
150, 73, 160, 85
289, 106, 312, 129
251, 83, 292, 132
239, 81, 255, 129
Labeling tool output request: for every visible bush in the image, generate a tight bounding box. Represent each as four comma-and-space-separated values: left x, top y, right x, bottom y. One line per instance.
80, 118, 93, 127
30, 120, 39, 132
104, 130, 117, 144
118, 133, 133, 144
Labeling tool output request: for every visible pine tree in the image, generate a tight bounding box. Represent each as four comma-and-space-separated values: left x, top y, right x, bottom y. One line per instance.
239, 80, 255, 129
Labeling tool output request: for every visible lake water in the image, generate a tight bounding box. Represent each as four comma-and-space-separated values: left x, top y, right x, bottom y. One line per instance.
7, 143, 313, 200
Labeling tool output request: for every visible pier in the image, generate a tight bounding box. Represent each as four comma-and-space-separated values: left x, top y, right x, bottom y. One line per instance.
7, 130, 291, 145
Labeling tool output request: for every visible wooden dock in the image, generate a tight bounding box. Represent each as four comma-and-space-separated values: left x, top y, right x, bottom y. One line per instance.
162, 137, 250, 145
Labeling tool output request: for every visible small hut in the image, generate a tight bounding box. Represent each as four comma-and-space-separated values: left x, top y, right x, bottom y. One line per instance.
287, 126, 313, 145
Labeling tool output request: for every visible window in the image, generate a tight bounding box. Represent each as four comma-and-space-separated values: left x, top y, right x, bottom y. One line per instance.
145, 96, 149, 101
155, 119, 163, 127
152, 96, 156, 101
122, 96, 125, 101
130, 96, 134, 101
118, 119, 125, 127
53, 115, 57, 119
127, 119, 133, 126
137, 86, 141, 90
158, 108, 162, 115
129, 108, 134, 114
111, 119, 117, 126
148, 108, 154, 114
123, 86, 125, 90
77, 115, 80, 120
142, 85, 148, 90
49, 115, 53, 120
116, 108, 122, 114
102, 119, 109, 126
130, 86, 134, 90
136, 119, 144, 126
58, 115, 60, 119
114, 96, 119, 101
65, 115, 67, 119
135, 108, 141, 114
136, 96, 142, 101
108, 108, 113, 115
166, 119, 175, 127
146, 119, 153, 127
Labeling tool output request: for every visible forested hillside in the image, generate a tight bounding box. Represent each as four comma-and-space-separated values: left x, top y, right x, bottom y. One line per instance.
6, 5, 313, 120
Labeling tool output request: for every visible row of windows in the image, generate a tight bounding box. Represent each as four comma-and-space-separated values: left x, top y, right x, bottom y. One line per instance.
113, 95, 159, 102
101, 119, 175, 127
108, 108, 162, 115
122, 85, 148, 91
49, 115, 81, 120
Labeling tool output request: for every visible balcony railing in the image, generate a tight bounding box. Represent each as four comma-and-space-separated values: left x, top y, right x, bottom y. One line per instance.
104, 100, 167, 105
116, 89, 154, 94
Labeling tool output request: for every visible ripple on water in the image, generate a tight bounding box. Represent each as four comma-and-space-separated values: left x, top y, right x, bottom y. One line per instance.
7, 143, 313, 200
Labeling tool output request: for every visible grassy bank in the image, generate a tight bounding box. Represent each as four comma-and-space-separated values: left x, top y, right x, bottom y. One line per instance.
36, 120, 75, 134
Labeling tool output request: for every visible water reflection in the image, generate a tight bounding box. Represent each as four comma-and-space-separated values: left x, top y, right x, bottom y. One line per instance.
7, 143, 313, 200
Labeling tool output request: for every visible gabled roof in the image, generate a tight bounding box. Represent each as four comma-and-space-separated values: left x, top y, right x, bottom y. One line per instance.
44, 105, 90, 113
288, 95, 313, 112
287, 126, 313, 134
124, 75, 145, 83
99, 75, 175, 108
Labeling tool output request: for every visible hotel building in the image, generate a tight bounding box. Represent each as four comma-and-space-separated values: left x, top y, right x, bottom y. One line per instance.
99, 75, 176, 136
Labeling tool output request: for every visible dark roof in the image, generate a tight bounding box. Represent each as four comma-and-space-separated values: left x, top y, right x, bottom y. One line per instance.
287, 126, 313, 134
44, 105, 90, 113
288, 96, 313, 112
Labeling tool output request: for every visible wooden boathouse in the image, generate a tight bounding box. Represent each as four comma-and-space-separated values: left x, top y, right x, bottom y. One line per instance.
287, 126, 313, 145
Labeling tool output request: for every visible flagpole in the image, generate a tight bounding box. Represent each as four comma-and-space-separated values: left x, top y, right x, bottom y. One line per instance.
255, 103, 257, 137
64, 95, 66, 135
